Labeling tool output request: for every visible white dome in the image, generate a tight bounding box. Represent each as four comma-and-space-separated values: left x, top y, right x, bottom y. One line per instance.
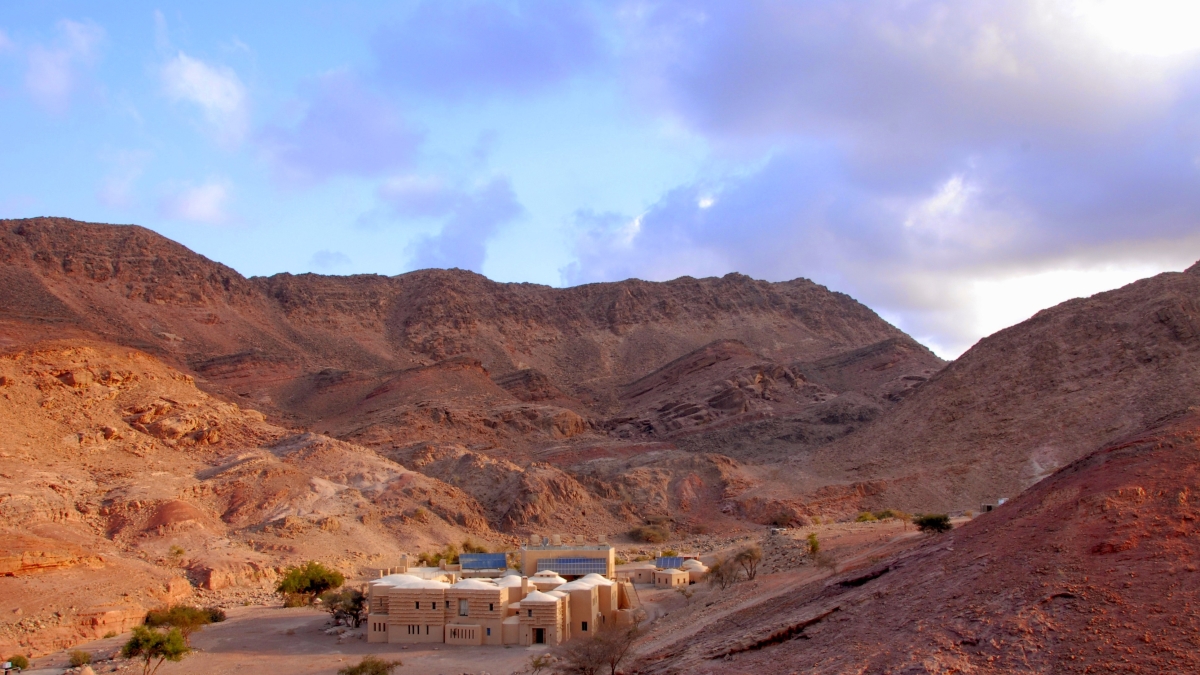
522, 590, 558, 603
452, 578, 498, 590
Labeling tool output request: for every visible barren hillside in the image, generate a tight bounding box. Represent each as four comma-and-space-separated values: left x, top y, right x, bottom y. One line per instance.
799, 262, 1200, 513
638, 411, 1200, 674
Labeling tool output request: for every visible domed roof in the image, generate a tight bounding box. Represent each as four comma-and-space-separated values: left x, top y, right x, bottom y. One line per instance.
452, 578, 499, 590
496, 575, 526, 588
581, 573, 615, 585
522, 590, 558, 603
681, 559, 706, 569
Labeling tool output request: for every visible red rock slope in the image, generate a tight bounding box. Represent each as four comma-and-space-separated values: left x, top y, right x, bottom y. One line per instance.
638, 411, 1200, 674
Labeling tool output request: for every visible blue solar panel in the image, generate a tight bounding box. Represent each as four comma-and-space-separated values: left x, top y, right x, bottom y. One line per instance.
536, 557, 607, 576
460, 553, 508, 570
655, 557, 684, 569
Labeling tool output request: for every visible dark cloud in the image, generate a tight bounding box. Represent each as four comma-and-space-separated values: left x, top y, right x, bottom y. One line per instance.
372, 0, 605, 98
382, 177, 524, 273
259, 72, 423, 183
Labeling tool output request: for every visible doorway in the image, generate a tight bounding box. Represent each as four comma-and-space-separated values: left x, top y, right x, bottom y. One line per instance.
534, 628, 545, 644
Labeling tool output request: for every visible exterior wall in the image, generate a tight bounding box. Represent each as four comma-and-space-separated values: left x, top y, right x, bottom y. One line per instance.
446, 623, 483, 646
518, 600, 568, 646
654, 571, 688, 588
445, 588, 509, 646
565, 587, 599, 637
520, 546, 616, 578
621, 566, 656, 584
387, 587, 450, 643
367, 613, 390, 643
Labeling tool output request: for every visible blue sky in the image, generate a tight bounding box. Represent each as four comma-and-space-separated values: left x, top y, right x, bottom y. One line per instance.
3, 1, 1200, 358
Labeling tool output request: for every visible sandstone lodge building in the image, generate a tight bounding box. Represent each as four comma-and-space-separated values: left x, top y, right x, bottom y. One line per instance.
366, 535, 638, 647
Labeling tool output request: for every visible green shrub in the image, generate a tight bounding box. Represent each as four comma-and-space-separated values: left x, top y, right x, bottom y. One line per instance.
914, 514, 952, 534
629, 525, 669, 543
68, 650, 92, 667
661, 548, 678, 557
206, 606, 227, 623
806, 532, 820, 556
121, 625, 190, 675
6, 655, 29, 670
461, 539, 488, 554
873, 509, 896, 520
145, 605, 214, 644
337, 655, 402, 675
276, 561, 345, 604
103, 631, 118, 639
855, 511, 877, 522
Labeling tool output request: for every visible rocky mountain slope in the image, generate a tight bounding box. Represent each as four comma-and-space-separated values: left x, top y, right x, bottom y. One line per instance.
638, 410, 1200, 674
796, 262, 1200, 513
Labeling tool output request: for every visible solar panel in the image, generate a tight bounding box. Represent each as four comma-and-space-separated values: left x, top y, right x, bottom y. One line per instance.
655, 556, 684, 569
537, 557, 608, 576
460, 553, 508, 570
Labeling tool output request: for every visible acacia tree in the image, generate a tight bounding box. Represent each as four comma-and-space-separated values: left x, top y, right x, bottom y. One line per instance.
554, 621, 642, 675
121, 626, 190, 675
276, 561, 345, 606
319, 588, 367, 627
144, 605, 224, 646
735, 546, 763, 580
706, 556, 741, 590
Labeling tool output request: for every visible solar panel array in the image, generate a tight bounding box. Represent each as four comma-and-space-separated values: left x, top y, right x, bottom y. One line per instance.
655, 556, 684, 569
537, 557, 607, 576
460, 553, 508, 570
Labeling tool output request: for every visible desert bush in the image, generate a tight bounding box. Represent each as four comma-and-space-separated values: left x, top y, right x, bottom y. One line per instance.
873, 509, 896, 520
855, 511, 877, 522
68, 650, 92, 667
417, 543, 465, 567
206, 606, 227, 623
121, 626, 190, 675
734, 546, 763, 580
629, 525, 669, 544
806, 532, 820, 556
530, 653, 554, 674
103, 631, 118, 638
6, 655, 29, 670
461, 539, 488, 554
661, 548, 678, 557
914, 514, 952, 534
276, 561, 345, 605
319, 588, 367, 627
554, 621, 642, 675
814, 551, 838, 571
145, 605, 216, 644
337, 655, 402, 675
706, 556, 741, 590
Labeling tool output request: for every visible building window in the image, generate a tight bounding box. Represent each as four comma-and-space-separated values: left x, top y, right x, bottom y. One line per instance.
415, 601, 419, 609
527, 609, 533, 617
459, 599, 469, 617
487, 628, 491, 636
425, 625, 429, 635
432, 602, 438, 610
489, 603, 494, 611
582, 621, 588, 632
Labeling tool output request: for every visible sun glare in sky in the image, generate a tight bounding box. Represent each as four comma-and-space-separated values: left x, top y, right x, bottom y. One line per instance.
1074, 0, 1200, 58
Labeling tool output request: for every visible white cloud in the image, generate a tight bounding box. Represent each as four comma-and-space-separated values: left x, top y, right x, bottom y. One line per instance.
161, 52, 248, 145
23, 19, 104, 112
159, 180, 231, 224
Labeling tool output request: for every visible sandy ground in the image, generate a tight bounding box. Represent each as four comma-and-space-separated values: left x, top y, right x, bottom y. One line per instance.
20, 519, 930, 675
22, 606, 544, 675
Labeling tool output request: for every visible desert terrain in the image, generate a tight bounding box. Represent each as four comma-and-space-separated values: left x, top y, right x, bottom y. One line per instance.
3, 217, 1199, 673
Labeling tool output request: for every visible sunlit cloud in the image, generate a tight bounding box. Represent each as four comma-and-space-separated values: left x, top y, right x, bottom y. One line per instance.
159, 179, 232, 224
161, 52, 248, 146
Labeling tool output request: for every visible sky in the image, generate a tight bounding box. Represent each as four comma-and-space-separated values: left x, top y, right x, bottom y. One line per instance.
2, 1, 1200, 359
